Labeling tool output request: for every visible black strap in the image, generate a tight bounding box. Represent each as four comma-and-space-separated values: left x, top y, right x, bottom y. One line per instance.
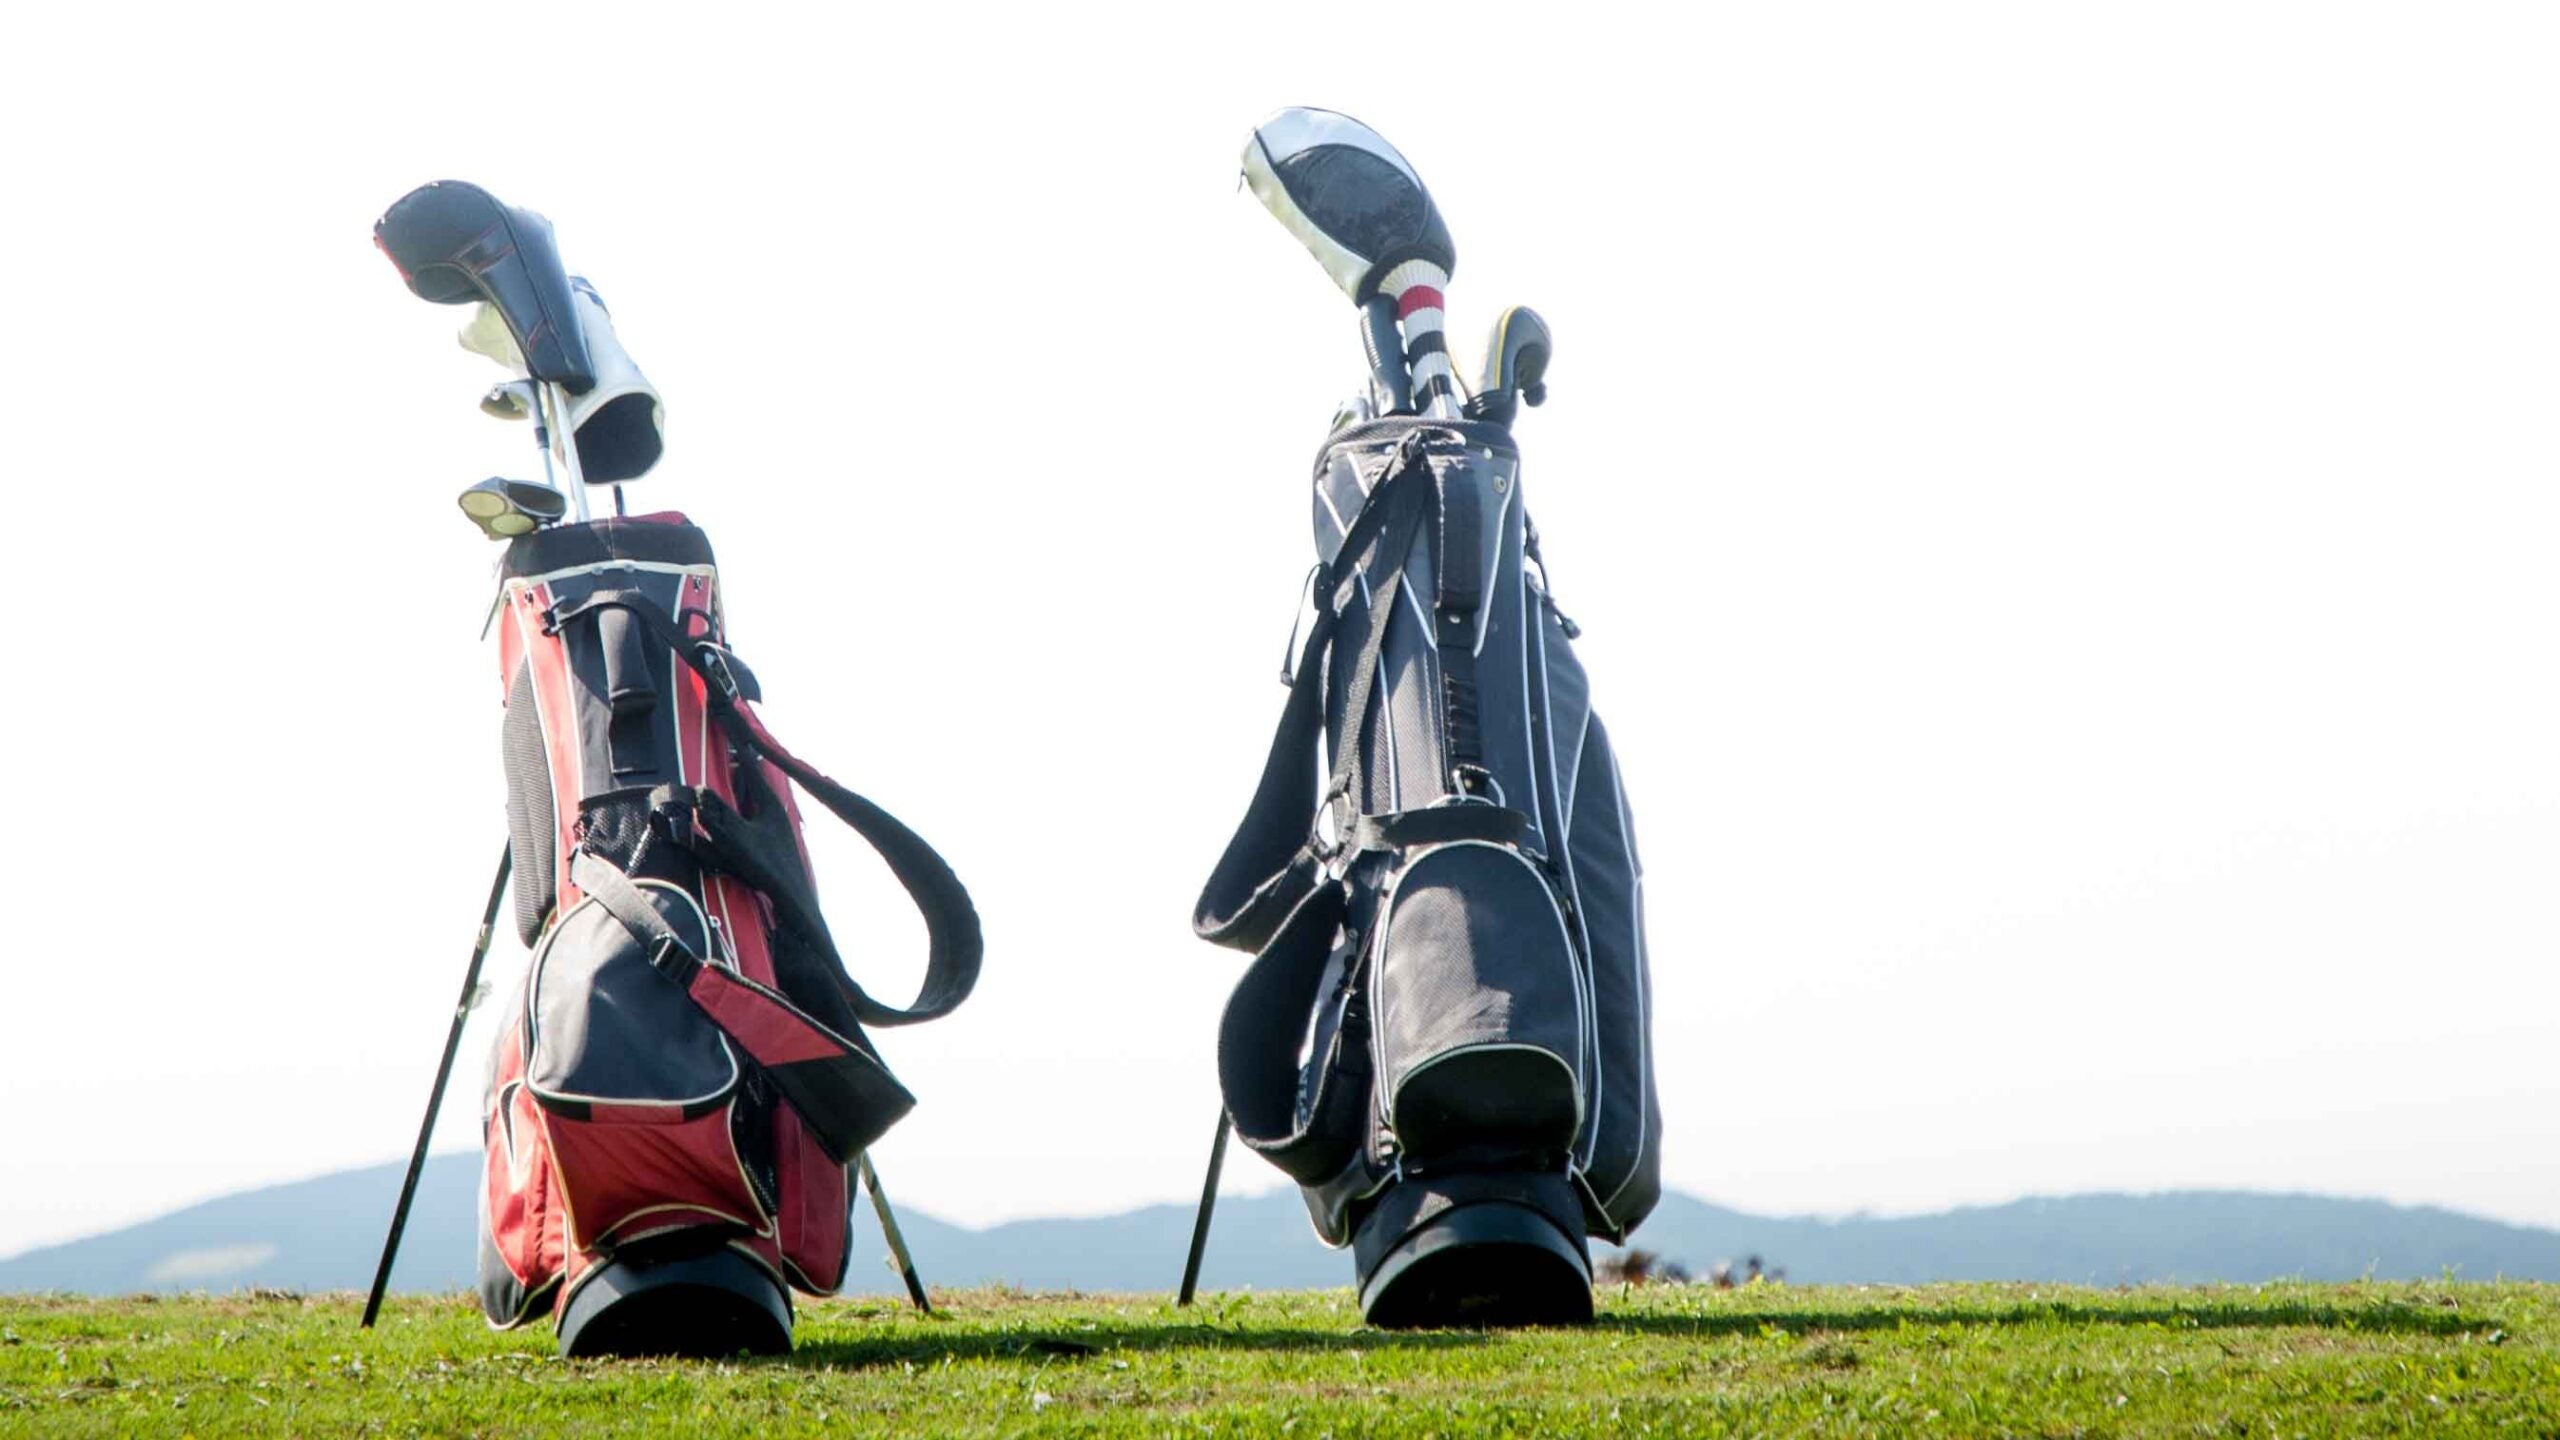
1348, 805, 1530, 852
1192, 455, 1430, 952
1214, 884, 1368, 1184
549, 588, 981, 1028
570, 849, 702, 985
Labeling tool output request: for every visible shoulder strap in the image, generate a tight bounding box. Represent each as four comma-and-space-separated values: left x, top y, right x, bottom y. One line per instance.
570, 850, 915, 1162
1192, 457, 1430, 951
548, 588, 982, 1028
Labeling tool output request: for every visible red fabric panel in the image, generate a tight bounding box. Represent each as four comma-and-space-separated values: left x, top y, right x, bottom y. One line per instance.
773, 1103, 849, 1293
542, 1104, 764, 1252
708, 875, 778, 986
685, 969, 847, 1067
482, 1018, 564, 1296
1396, 285, 1446, 318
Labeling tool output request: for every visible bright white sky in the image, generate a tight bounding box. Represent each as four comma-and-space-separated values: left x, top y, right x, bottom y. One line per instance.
3, 3, 2555, 1261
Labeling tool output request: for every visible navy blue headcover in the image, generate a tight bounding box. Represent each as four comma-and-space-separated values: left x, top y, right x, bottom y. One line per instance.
376, 180, 596, 392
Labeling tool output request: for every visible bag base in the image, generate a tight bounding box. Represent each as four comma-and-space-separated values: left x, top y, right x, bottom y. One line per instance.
1353, 1172, 1593, 1329
557, 1248, 793, 1358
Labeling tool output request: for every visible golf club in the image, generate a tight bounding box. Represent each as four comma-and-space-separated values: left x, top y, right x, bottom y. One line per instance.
456, 476, 570, 540
1464, 306, 1554, 431
1241, 108, 1462, 419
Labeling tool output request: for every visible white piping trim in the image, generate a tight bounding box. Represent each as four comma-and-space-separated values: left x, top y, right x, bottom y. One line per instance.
1472, 474, 1516, 658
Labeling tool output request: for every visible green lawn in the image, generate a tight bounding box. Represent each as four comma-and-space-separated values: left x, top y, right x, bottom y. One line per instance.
2, 1281, 2552, 1437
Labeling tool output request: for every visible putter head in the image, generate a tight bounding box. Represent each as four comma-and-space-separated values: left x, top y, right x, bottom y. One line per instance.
457, 477, 569, 540
1464, 307, 1553, 429
375, 180, 596, 391
1242, 108, 1454, 304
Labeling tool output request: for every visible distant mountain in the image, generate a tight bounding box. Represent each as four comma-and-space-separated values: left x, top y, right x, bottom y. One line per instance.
2, 1157, 2553, 1297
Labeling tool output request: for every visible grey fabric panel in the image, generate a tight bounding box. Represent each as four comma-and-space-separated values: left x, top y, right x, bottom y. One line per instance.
501, 662, 558, 947
527, 890, 735, 1106
1563, 718, 1659, 1234
1324, 546, 1448, 816
1373, 844, 1583, 1164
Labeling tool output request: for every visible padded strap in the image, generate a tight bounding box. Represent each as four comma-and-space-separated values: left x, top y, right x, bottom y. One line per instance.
548, 587, 982, 1028
1192, 456, 1431, 951
1215, 884, 1368, 1184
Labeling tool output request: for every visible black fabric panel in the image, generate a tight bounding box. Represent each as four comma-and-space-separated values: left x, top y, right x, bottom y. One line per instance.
1563, 716, 1659, 1235
1373, 844, 1583, 1165
501, 516, 716, 578
1350, 1170, 1584, 1278
1463, 463, 1543, 845
502, 662, 558, 947
550, 571, 689, 798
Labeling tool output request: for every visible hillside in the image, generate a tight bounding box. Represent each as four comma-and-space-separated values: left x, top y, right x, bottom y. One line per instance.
3, 1157, 2553, 1297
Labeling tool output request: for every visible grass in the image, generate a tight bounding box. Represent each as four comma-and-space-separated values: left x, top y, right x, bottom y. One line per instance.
1, 1281, 2553, 1437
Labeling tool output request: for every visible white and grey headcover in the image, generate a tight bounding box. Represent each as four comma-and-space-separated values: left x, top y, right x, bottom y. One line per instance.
1241, 108, 1460, 415
458, 279, 666, 484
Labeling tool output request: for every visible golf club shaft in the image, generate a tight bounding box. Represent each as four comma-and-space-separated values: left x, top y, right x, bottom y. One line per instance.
536, 383, 592, 524
1176, 1109, 1231, 1306
860, 1153, 932, 1313
361, 844, 512, 1329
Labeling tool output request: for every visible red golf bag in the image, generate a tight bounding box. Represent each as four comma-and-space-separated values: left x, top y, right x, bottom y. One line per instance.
476, 514, 979, 1354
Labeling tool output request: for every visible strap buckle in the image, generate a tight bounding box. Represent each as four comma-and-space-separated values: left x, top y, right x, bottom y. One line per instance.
695, 642, 742, 702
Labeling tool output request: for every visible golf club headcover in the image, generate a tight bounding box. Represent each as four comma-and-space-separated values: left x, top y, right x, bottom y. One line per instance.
1242, 108, 1454, 304
561, 281, 665, 483
455, 283, 666, 484
376, 180, 596, 392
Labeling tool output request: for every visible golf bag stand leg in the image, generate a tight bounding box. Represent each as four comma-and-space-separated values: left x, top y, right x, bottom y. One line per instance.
859, 1154, 933, 1313
1175, 1109, 1231, 1306
361, 844, 512, 1329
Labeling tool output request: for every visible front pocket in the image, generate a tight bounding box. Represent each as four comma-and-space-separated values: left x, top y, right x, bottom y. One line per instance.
1373, 842, 1584, 1166
524, 886, 761, 1249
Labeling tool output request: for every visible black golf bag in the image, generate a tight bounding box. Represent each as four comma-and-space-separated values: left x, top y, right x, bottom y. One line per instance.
478, 515, 980, 1355
1197, 415, 1658, 1326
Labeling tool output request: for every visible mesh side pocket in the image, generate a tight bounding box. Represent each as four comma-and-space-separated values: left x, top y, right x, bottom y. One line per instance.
502, 663, 558, 946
